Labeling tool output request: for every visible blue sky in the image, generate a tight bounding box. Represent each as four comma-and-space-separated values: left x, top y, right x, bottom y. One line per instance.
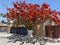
0, 0, 60, 22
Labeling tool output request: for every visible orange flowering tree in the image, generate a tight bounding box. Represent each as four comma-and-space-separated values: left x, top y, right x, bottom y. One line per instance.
7, 1, 60, 29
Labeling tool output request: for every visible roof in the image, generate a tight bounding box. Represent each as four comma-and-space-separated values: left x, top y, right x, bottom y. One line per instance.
0, 24, 9, 26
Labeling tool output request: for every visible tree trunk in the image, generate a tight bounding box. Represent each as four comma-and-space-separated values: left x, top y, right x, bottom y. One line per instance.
33, 23, 45, 37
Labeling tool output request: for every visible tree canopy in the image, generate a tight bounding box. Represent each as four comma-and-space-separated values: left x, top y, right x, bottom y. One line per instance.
7, 1, 60, 26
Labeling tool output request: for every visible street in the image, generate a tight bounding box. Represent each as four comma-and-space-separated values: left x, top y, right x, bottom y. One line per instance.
0, 32, 60, 45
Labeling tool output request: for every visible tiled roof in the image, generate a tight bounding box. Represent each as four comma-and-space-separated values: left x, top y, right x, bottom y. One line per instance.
0, 24, 9, 26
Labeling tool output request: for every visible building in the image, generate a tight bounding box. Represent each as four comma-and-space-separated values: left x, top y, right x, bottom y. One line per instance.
0, 24, 10, 33
44, 19, 60, 38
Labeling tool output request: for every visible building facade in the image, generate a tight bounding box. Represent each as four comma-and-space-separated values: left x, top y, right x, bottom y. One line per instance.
0, 24, 10, 33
